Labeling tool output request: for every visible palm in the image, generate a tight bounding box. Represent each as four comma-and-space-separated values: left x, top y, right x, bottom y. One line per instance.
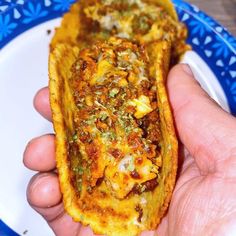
157, 146, 236, 236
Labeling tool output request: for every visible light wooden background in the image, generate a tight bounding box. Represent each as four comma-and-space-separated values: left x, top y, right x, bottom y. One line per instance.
186, 0, 236, 36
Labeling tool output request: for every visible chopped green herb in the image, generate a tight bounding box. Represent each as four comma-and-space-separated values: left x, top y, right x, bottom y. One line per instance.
125, 126, 133, 134
77, 181, 82, 192
101, 131, 116, 141
139, 15, 150, 31
109, 88, 120, 98
72, 133, 78, 141
118, 117, 125, 128
100, 112, 108, 121
85, 119, 94, 125
73, 166, 84, 175
85, 115, 97, 125
85, 166, 91, 174
127, 156, 135, 172
133, 127, 141, 133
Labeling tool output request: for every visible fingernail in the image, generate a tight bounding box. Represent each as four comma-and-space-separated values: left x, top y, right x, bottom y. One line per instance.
182, 64, 193, 76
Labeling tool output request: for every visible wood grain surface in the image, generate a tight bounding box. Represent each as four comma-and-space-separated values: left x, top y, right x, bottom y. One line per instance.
186, 0, 236, 36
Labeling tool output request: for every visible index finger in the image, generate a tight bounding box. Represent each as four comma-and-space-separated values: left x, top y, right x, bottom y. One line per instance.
34, 87, 52, 121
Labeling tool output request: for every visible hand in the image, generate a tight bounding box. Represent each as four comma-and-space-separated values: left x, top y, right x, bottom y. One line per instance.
23, 64, 236, 236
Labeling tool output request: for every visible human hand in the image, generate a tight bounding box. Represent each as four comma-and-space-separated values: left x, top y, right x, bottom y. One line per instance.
23, 64, 236, 236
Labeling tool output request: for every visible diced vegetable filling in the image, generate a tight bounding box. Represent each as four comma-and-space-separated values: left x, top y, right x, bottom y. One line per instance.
69, 38, 162, 199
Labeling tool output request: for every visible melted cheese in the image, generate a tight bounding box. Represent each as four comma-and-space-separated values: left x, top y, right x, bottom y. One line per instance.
105, 153, 158, 199
90, 60, 113, 85
72, 38, 160, 200
128, 95, 153, 119
118, 78, 128, 87
141, 22, 164, 43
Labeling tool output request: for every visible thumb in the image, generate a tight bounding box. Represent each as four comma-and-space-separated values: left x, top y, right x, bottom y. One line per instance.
167, 64, 236, 176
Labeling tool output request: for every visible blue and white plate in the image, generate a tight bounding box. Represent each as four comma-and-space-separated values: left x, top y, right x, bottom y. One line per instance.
0, 0, 235, 235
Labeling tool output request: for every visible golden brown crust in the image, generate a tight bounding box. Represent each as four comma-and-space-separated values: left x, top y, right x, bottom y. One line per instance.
50, 3, 81, 49
49, 1, 182, 235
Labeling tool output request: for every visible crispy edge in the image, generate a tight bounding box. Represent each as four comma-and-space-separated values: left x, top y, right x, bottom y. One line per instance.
147, 41, 178, 228
51, 0, 179, 50
49, 44, 84, 222
50, 2, 81, 50
145, 0, 178, 20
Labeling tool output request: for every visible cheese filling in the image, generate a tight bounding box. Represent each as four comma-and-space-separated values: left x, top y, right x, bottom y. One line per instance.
69, 38, 162, 199
84, 0, 185, 44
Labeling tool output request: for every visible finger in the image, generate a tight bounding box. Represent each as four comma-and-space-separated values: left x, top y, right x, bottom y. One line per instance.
50, 213, 82, 236
78, 226, 103, 236
156, 217, 168, 236
34, 87, 52, 121
27, 173, 61, 209
140, 230, 156, 236
78, 227, 94, 236
167, 64, 236, 175
27, 173, 156, 236
23, 134, 56, 171
27, 173, 81, 236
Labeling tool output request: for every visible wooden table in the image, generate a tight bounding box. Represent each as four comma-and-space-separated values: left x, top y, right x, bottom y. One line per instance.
186, 0, 236, 36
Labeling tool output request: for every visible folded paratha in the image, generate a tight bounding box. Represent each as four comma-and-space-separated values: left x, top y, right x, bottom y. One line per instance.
49, 1, 188, 235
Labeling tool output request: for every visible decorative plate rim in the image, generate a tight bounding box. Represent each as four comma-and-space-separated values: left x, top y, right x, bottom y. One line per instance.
172, 0, 236, 114
0, 220, 19, 236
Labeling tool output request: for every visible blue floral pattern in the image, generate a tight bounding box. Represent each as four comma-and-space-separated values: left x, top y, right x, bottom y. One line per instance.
0, 1, 25, 13
173, 0, 236, 114
22, 2, 48, 24
0, 0, 71, 48
0, 0, 235, 115
52, 0, 75, 11
188, 12, 216, 37
212, 33, 236, 58
0, 14, 17, 41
